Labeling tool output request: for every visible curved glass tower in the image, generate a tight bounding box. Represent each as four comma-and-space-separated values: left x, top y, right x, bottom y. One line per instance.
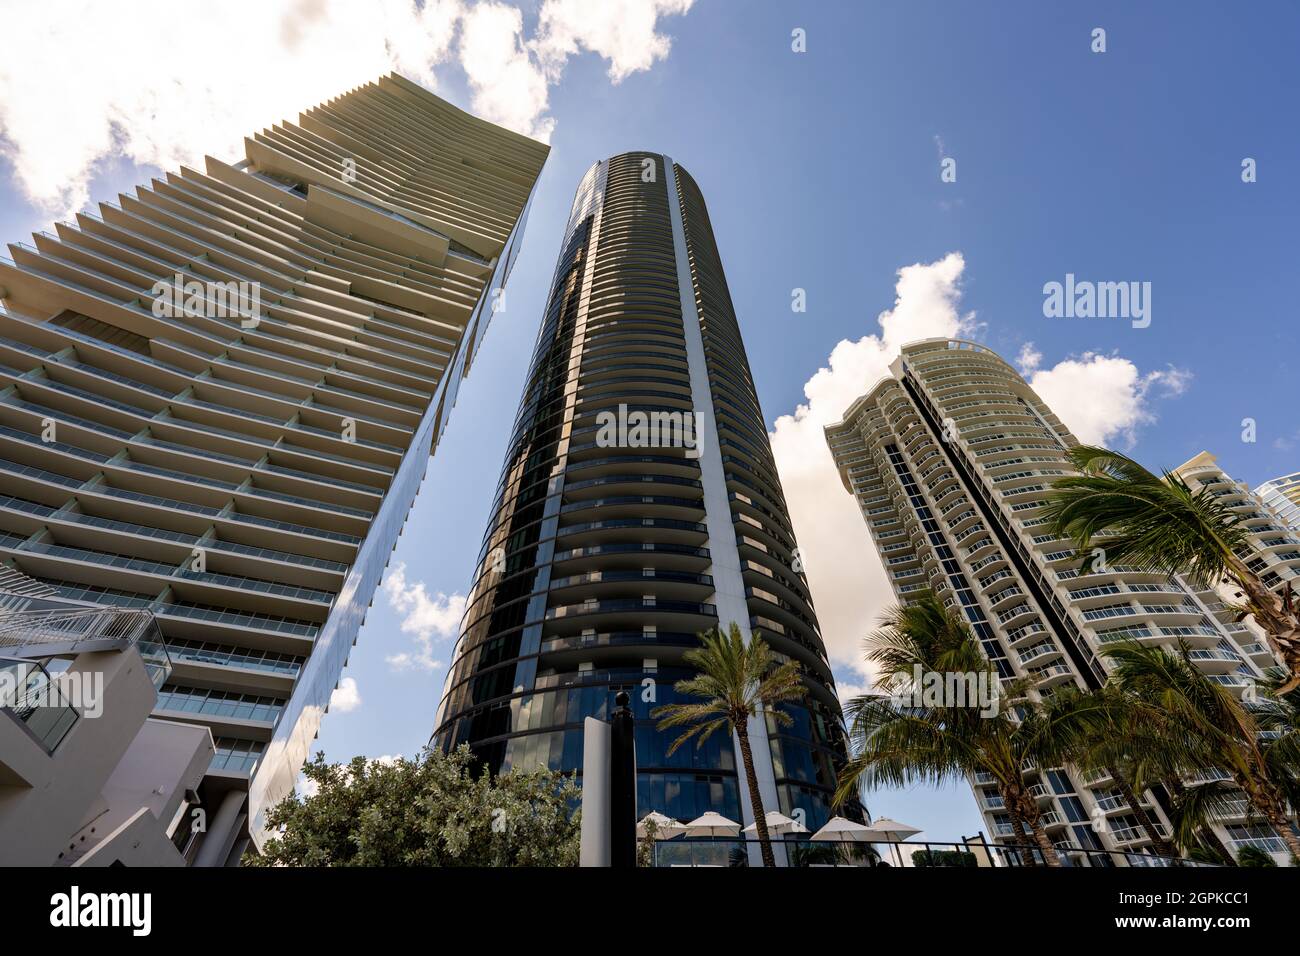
433, 152, 849, 830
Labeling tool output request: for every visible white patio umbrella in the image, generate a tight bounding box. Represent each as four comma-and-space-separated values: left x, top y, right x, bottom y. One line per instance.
637, 811, 685, 839
861, 817, 923, 867
682, 811, 742, 838
810, 816, 876, 843
810, 816, 876, 867
742, 810, 808, 836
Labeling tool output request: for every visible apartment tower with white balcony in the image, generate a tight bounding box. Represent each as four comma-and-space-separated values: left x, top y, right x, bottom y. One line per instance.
0, 74, 548, 854
1256, 471, 1300, 535
825, 339, 1289, 863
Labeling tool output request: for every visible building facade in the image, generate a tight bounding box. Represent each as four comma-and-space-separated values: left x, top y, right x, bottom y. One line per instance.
0, 74, 548, 850
1173, 452, 1300, 637
433, 153, 850, 835
0, 572, 216, 866
1256, 471, 1300, 536
825, 339, 1290, 863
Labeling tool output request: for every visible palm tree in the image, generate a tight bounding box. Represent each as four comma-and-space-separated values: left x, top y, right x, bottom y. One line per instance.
652, 623, 805, 868
1036, 686, 1179, 857
1045, 684, 1255, 862
1166, 778, 1240, 865
1042, 445, 1300, 692
1103, 639, 1300, 861
836, 593, 1071, 867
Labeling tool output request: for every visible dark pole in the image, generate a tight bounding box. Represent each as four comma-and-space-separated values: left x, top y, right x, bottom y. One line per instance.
610, 690, 637, 868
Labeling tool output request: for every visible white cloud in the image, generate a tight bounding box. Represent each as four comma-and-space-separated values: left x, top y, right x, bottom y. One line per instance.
1015, 342, 1043, 375
0, 0, 463, 217
1273, 429, 1300, 452
296, 772, 320, 799
382, 562, 466, 672
459, 0, 695, 140
1019, 346, 1191, 448
534, 0, 695, 82
329, 676, 362, 713
769, 253, 974, 673
832, 668, 871, 713
459, 2, 555, 141
0, 0, 695, 217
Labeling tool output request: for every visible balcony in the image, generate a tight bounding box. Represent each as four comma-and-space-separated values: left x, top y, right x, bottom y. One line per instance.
1006, 623, 1047, 647
1094, 792, 1153, 815
1030, 664, 1075, 689
995, 604, 1036, 627
0, 657, 79, 751
1183, 768, 1232, 787
1080, 767, 1114, 787
1206, 674, 1254, 697
0, 601, 170, 685
1184, 649, 1243, 674
1017, 642, 1062, 667
1110, 823, 1169, 846
987, 586, 1026, 609
1229, 835, 1287, 855
1211, 799, 1251, 821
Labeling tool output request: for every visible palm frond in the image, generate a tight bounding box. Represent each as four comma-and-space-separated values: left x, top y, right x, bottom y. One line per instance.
1041, 445, 1249, 587
654, 623, 806, 751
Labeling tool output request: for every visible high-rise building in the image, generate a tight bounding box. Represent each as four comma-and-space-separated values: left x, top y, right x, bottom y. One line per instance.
826, 339, 1291, 863
433, 153, 851, 839
1173, 453, 1300, 601
0, 74, 548, 856
1256, 471, 1300, 535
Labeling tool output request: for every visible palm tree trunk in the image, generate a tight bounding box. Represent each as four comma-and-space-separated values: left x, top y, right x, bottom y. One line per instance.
1109, 765, 1176, 858
1004, 800, 1037, 867
1226, 559, 1300, 693
1027, 815, 1063, 868
735, 725, 775, 868
1167, 778, 1236, 865
1233, 770, 1300, 863
1199, 826, 1236, 865
1253, 788, 1300, 862
1008, 787, 1060, 867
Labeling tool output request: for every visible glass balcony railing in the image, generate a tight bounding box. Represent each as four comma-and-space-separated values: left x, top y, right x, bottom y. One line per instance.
0, 657, 79, 751
165, 639, 302, 678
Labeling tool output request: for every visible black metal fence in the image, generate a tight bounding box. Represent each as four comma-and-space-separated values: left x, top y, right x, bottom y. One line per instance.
650, 837, 1214, 868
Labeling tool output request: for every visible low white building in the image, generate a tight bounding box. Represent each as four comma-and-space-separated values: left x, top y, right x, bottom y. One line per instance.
0, 584, 227, 866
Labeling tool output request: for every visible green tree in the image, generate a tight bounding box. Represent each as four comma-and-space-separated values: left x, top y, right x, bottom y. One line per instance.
1043, 445, 1300, 692
1236, 846, 1278, 867
1036, 686, 1179, 856
1167, 778, 1241, 865
248, 745, 580, 866
652, 623, 805, 868
836, 592, 1075, 867
636, 818, 660, 868
1103, 640, 1300, 861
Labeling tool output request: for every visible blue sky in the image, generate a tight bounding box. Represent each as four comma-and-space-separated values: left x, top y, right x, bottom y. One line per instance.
2, 0, 1297, 842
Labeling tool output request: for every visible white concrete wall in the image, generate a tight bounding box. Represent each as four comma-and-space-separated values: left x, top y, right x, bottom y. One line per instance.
0, 648, 211, 865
